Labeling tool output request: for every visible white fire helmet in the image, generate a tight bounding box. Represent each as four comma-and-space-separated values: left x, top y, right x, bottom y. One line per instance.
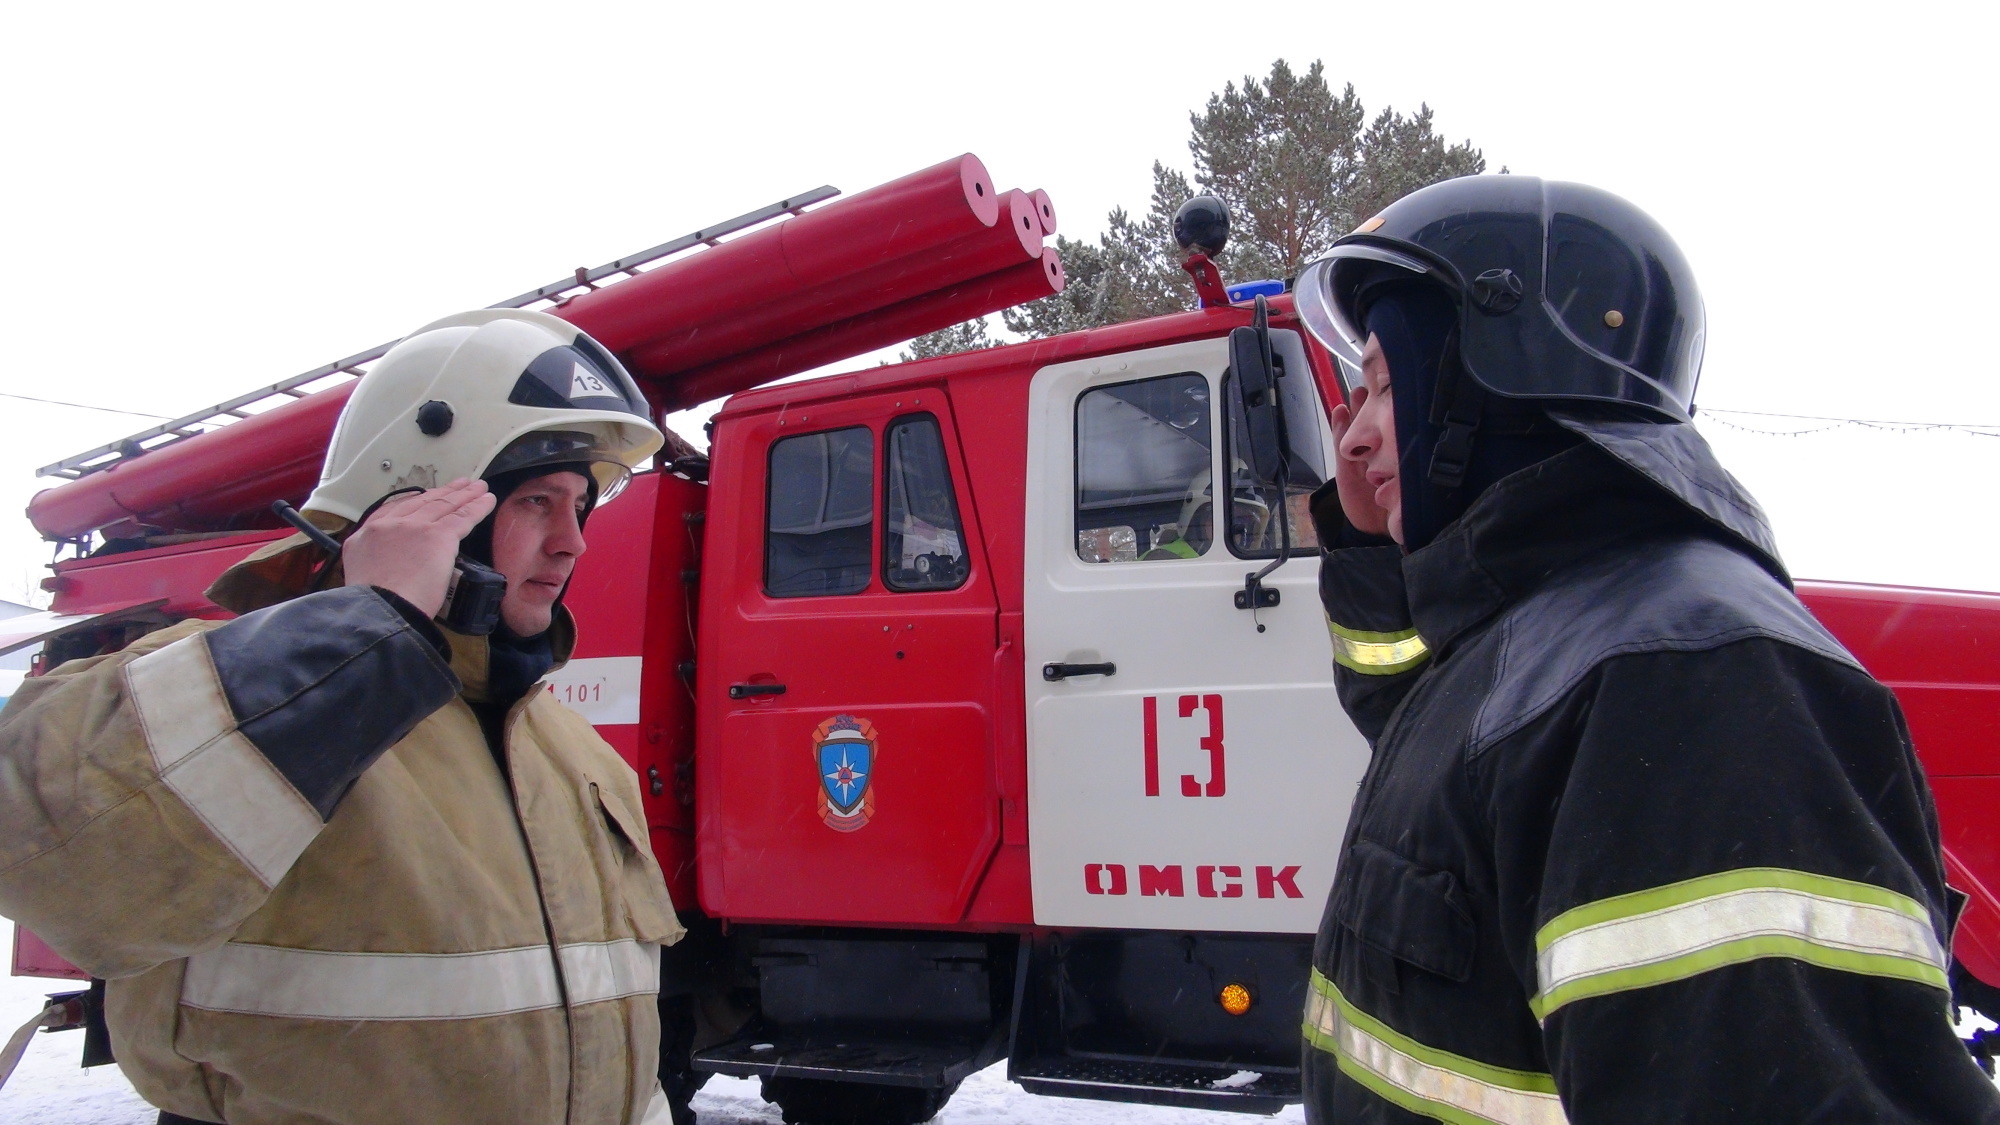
1178, 464, 1270, 544
304, 309, 665, 522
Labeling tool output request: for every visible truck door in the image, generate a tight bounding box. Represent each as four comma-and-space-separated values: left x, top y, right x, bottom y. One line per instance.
1023, 334, 1369, 933
698, 389, 1003, 926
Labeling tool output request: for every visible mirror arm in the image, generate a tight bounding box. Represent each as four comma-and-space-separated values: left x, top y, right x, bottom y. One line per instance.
1235, 460, 1290, 631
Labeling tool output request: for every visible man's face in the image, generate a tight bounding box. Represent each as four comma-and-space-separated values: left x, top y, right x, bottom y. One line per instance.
489, 470, 590, 637
1338, 333, 1402, 543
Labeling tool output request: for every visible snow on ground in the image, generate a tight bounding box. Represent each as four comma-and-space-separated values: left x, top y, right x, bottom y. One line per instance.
0, 922, 1303, 1124
6, 915, 1998, 1122
690, 1070, 1303, 1125
0, 934, 153, 1125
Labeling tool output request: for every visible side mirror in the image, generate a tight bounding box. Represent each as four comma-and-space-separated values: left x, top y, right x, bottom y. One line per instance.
1227, 297, 1297, 628
1228, 298, 1290, 484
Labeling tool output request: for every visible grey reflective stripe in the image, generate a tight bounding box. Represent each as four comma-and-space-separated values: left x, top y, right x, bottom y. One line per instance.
126, 636, 322, 888
1532, 868, 1948, 1021
1304, 970, 1567, 1125
1326, 620, 1429, 676
561, 939, 663, 1005
182, 939, 660, 1020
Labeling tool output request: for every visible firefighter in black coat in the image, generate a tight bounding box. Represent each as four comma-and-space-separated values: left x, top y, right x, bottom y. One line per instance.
1288, 175, 2000, 1123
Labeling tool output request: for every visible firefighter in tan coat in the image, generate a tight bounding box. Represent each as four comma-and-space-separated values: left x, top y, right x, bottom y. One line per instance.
0, 309, 684, 1125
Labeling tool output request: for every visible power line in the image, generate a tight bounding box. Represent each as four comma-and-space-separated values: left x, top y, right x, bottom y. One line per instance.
1700, 407, 2000, 439
0, 391, 171, 421
3, 384, 1996, 441
1705, 407, 2000, 429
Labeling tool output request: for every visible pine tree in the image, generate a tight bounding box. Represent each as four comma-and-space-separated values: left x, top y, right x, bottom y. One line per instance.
1345, 103, 1489, 228
1006, 60, 1489, 339
1189, 59, 1366, 282
897, 316, 996, 363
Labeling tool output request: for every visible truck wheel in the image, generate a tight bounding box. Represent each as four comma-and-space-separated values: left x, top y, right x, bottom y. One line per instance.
1951, 960, 2000, 1075
657, 995, 708, 1125
1952, 948, 2000, 1072
1952, 958, 2000, 1023
757, 1076, 958, 1125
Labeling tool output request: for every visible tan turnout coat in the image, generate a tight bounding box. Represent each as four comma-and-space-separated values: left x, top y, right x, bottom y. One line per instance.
0, 534, 683, 1124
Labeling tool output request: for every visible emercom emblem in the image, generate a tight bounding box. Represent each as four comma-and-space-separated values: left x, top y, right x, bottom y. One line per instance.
813, 714, 878, 832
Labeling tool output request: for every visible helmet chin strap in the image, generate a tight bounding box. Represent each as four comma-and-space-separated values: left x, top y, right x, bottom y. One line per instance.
1425, 329, 1484, 495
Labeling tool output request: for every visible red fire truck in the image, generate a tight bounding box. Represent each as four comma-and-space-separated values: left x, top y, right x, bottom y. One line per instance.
9, 155, 2000, 1121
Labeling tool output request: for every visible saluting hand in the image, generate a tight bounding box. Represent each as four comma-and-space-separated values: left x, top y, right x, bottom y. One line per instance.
1329, 403, 1391, 539
342, 479, 495, 619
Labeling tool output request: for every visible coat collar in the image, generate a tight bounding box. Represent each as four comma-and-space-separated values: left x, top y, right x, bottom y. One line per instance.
445, 613, 576, 704
205, 513, 352, 616
1402, 418, 1786, 658
1551, 412, 1784, 574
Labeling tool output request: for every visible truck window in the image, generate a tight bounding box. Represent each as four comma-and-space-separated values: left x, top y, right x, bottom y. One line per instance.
1074, 373, 1213, 564
884, 415, 968, 591
766, 426, 875, 597
1223, 363, 1328, 559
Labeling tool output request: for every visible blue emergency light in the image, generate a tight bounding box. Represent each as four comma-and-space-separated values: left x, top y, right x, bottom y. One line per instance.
1227, 279, 1286, 303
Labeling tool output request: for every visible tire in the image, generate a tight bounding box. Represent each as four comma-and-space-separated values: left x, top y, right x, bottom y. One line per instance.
1951, 960, 2000, 1077
657, 994, 709, 1125
758, 1076, 959, 1125
1952, 959, 2000, 1023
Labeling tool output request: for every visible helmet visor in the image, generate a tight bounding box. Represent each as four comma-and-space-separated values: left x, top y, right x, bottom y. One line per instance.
1295, 245, 1438, 398
485, 429, 639, 505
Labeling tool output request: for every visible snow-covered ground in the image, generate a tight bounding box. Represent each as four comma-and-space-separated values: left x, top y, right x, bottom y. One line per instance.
0, 922, 1304, 1124
9, 916, 1993, 1123
0, 947, 152, 1125
687, 1068, 1302, 1125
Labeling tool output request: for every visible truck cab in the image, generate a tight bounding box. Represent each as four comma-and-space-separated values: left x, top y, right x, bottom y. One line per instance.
667, 306, 1353, 1116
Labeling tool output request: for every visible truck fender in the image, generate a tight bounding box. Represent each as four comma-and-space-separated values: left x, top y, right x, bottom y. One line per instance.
1943, 847, 2000, 993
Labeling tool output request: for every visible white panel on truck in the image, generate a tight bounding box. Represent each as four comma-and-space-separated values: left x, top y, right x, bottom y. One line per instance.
1023, 335, 1372, 934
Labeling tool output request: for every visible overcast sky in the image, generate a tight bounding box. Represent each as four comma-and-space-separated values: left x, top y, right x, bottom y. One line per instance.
2, 1, 1995, 604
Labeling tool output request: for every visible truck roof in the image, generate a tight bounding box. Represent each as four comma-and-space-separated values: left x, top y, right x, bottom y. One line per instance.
717, 300, 1282, 419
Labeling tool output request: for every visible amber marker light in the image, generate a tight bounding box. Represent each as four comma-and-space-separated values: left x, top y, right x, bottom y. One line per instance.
1219, 983, 1253, 1016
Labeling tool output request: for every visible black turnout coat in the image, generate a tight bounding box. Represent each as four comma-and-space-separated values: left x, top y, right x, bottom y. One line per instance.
1304, 414, 2000, 1124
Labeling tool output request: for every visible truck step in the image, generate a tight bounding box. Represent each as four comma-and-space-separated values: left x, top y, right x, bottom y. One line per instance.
1010, 1056, 1300, 1115
693, 1025, 999, 1089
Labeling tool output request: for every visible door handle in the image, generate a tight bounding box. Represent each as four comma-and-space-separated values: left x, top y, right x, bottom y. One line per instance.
1043, 662, 1116, 682
728, 682, 787, 699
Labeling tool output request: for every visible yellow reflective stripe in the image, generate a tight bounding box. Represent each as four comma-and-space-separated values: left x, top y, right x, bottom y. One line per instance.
181, 939, 660, 1020
1303, 970, 1567, 1125
1532, 868, 1947, 1021
1326, 619, 1429, 676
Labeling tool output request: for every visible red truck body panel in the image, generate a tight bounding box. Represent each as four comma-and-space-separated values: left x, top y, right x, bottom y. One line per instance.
46, 529, 285, 619
628, 473, 707, 907
1798, 581, 2000, 983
